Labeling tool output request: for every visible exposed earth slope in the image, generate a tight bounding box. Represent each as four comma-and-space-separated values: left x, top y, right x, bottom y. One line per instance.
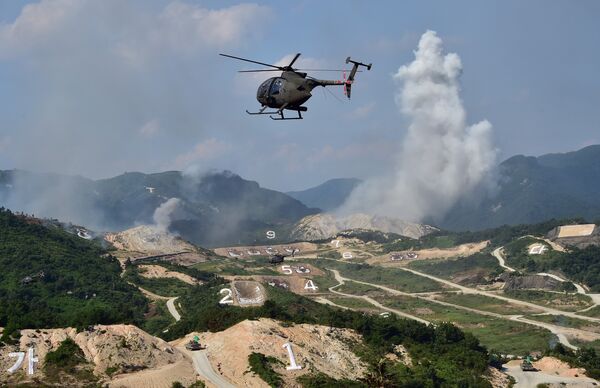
291, 212, 436, 240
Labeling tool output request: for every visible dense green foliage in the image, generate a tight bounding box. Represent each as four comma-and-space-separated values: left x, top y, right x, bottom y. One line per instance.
247, 352, 283, 387
44, 338, 86, 369
297, 372, 366, 387
502, 240, 600, 292
541, 246, 600, 292
0, 208, 147, 330
123, 265, 192, 297
163, 279, 492, 387
43, 338, 96, 385
409, 253, 503, 281
312, 258, 443, 293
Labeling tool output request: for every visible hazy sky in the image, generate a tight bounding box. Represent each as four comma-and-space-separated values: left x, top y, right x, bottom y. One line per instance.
0, 0, 598, 192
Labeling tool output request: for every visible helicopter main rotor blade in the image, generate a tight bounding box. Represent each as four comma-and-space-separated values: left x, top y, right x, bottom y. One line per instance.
237, 69, 282, 73
287, 53, 301, 68
219, 53, 282, 70
295, 69, 362, 72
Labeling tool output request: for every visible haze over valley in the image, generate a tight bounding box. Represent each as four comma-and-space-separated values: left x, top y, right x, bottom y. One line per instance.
1, 1, 600, 387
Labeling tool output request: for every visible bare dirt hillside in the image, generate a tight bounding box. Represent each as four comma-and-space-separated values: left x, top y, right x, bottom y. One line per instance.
171, 318, 367, 387
138, 264, 199, 285
105, 225, 198, 255
0, 325, 196, 387
292, 213, 436, 241
370, 241, 489, 266
533, 356, 588, 377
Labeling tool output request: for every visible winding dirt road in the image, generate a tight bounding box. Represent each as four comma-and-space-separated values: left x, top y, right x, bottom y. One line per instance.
324, 265, 600, 350
328, 269, 430, 324
492, 247, 515, 272
399, 267, 600, 324
166, 297, 181, 322
178, 348, 236, 388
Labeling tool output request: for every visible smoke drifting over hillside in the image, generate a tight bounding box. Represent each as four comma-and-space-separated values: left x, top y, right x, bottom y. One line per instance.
341, 30, 497, 223
153, 197, 181, 232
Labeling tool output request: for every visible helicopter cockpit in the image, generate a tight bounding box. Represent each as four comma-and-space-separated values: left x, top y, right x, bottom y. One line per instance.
257, 77, 284, 106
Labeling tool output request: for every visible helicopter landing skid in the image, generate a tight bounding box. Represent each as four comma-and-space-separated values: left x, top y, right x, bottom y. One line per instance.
270, 109, 303, 120
245, 108, 279, 115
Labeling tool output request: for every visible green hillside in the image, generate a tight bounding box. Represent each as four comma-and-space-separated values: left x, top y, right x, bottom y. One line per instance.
442, 145, 600, 230
0, 208, 147, 331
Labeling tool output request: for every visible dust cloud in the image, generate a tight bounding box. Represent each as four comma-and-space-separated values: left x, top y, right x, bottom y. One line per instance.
341, 30, 497, 223
153, 198, 181, 232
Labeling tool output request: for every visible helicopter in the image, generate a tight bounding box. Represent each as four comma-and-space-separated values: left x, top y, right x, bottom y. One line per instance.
269, 247, 298, 264
220, 53, 372, 120
269, 254, 288, 265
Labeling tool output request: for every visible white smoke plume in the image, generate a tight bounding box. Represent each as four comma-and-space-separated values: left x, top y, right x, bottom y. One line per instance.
153, 197, 181, 232
341, 30, 497, 222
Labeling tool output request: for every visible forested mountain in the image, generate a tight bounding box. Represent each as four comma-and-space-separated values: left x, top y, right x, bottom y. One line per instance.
0, 170, 318, 246
286, 145, 600, 231
286, 178, 361, 211
0, 208, 147, 331
442, 145, 600, 230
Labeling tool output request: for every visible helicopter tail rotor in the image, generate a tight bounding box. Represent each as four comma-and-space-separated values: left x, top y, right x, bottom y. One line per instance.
343, 57, 372, 99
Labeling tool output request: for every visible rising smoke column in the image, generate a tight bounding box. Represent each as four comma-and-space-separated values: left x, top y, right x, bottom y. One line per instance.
153, 197, 181, 232
342, 30, 497, 222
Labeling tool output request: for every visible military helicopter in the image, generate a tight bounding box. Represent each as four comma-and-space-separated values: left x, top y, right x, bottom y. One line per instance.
220, 53, 372, 120
269, 254, 288, 265
269, 248, 297, 264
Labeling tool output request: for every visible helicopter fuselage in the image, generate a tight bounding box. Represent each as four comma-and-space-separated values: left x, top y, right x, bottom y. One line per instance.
257, 71, 335, 110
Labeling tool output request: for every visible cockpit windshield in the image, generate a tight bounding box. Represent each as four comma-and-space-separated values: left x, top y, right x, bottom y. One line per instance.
270, 79, 283, 95
257, 79, 271, 99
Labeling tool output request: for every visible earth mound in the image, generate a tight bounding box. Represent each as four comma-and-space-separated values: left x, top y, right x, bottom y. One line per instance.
1, 324, 195, 386
291, 213, 436, 241
105, 225, 198, 255
172, 318, 367, 387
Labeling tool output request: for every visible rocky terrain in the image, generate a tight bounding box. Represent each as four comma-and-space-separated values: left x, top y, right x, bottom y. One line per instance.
548, 224, 600, 249
105, 225, 199, 256
291, 213, 436, 241
0, 324, 196, 387
171, 318, 367, 387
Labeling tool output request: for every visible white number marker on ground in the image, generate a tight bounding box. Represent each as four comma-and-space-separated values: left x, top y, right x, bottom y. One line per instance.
281, 265, 292, 275
304, 280, 318, 291
7, 352, 25, 374
266, 230, 276, 239
219, 288, 233, 304
283, 343, 302, 370
27, 348, 38, 375
7, 347, 37, 375
342, 252, 353, 259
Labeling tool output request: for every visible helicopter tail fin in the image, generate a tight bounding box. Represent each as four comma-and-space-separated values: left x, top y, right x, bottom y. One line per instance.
344, 57, 372, 99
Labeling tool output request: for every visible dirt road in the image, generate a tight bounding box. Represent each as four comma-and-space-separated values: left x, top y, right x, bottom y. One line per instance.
492, 245, 600, 307
326, 265, 600, 349
328, 269, 430, 324
399, 267, 600, 324
180, 348, 235, 388
504, 363, 597, 387
492, 247, 515, 272
167, 297, 181, 322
